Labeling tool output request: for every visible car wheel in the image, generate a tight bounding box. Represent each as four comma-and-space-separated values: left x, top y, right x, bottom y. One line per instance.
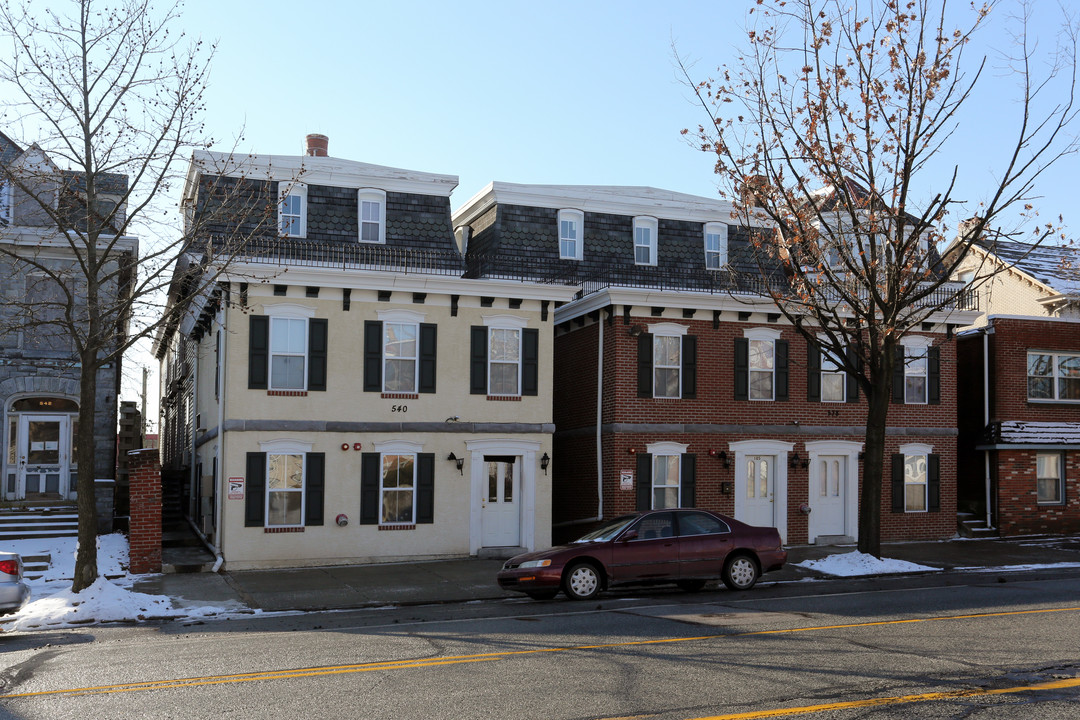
676, 579, 707, 593
563, 562, 601, 600
722, 554, 760, 591
525, 590, 558, 601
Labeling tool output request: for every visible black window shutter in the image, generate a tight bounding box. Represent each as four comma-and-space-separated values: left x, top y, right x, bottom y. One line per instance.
846, 347, 860, 402
682, 335, 697, 399
248, 316, 269, 390
927, 453, 940, 511
419, 323, 437, 394
637, 333, 653, 397
305, 452, 325, 526
636, 453, 653, 511
734, 337, 749, 401
890, 454, 905, 512
681, 454, 696, 507
308, 318, 328, 392
360, 452, 381, 524
470, 326, 488, 395
892, 346, 906, 403
522, 328, 539, 396
775, 339, 789, 401
807, 342, 821, 402
363, 321, 382, 392
928, 346, 941, 405
417, 453, 435, 524
245, 452, 266, 527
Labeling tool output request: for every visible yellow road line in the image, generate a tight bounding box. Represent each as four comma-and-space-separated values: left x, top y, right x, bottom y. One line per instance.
689, 676, 1080, 719
3, 605, 1079, 700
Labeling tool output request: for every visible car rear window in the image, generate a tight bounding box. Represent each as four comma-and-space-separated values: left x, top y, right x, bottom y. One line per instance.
678, 512, 730, 536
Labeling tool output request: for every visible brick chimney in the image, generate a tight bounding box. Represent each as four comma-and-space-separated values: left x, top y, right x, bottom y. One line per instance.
305, 133, 329, 157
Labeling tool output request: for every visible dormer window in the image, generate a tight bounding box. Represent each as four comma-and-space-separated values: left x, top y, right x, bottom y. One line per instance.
358, 188, 386, 243
634, 216, 657, 266
704, 222, 727, 269
558, 209, 583, 260
278, 182, 307, 238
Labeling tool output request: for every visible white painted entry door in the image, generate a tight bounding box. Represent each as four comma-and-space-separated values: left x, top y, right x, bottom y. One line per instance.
481, 456, 520, 547
810, 455, 847, 539
16, 414, 69, 499
743, 455, 775, 527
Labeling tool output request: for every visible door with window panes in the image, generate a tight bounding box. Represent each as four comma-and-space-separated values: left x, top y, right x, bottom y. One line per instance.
809, 455, 847, 539
15, 414, 72, 499
743, 455, 775, 527
481, 455, 520, 547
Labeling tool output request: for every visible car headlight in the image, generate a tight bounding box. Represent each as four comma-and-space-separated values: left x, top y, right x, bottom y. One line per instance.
518, 559, 552, 569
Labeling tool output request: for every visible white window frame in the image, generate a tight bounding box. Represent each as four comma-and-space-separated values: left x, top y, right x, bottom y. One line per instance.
745, 327, 781, 401
483, 314, 528, 397
259, 439, 313, 529
704, 222, 728, 269
1036, 451, 1065, 504
358, 188, 386, 244
899, 442, 932, 513
373, 440, 423, 526
265, 304, 316, 391
1028, 351, 1080, 402
377, 309, 425, 394
650, 322, 687, 399
558, 209, 584, 260
278, 181, 307, 238
902, 337, 931, 405
647, 441, 687, 510
820, 340, 846, 403
633, 216, 658, 266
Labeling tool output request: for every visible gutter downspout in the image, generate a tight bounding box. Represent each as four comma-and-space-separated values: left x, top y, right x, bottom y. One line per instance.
212, 301, 227, 572
596, 313, 604, 521
983, 327, 992, 530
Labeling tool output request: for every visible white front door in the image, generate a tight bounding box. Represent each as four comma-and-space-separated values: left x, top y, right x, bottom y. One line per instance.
15, 414, 70, 499
481, 456, 520, 547
743, 455, 775, 528
810, 455, 847, 540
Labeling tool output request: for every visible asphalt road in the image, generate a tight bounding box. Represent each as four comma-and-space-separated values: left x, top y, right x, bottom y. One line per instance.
1, 569, 1078, 719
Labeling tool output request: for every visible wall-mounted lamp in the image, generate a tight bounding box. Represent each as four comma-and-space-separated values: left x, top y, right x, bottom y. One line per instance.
788, 451, 809, 469
628, 324, 644, 337
858, 451, 865, 461
709, 449, 730, 468
447, 452, 464, 475
540, 452, 550, 474
628, 447, 637, 455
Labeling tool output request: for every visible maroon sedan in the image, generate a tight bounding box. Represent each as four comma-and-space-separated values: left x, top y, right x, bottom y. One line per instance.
497, 509, 787, 601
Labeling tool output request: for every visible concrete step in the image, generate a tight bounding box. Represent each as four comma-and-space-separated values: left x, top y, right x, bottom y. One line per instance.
0, 508, 79, 541
20, 554, 51, 580
957, 513, 998, 539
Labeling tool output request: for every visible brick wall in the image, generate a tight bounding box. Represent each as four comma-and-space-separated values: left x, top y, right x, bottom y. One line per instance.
987, 317, 1080, 421
996, 448, 1080, 535
127, 449, 162, 574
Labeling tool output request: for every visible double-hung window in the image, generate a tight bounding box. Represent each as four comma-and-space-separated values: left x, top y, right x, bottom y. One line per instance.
704, 222, 727, 269
653, 334, 681, 399
652, 454, 681, 509
749, 339, 775, 400
278, 181, 307, 238
903, 453, 927, 512
558, 209, 583, 260
637, 323, 694, 399
892, 443, 939, 513
1037, 452, 1064, 504
267, 452, 305, 526
358, 188, 386, 243
488, 328, 521, 396
471, 317, 539, 397
383, 322, 418, 393
245, 440, 324, 530
902, 342, 929, 404
1028, 352, 1080, 401
270, 317, 307, 390
820, 348, 846, 402
735, 329, 788, 402
633, 216, 657, 266
381, 453, 416, 524
360, 442, 434, 526
635, 441, 695, 511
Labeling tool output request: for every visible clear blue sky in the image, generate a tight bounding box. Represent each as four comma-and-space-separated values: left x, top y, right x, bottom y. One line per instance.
177, 0, 1076, 234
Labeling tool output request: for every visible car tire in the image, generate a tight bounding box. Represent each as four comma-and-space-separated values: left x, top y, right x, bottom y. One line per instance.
525, 590, 558, 601
562, 562, 601, 600
722, 554, 760, 591
676, 579, 707, 593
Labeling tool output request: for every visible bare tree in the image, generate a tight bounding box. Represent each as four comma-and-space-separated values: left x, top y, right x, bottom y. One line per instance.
681, 0, 1077, 556
0, 0, 275, 591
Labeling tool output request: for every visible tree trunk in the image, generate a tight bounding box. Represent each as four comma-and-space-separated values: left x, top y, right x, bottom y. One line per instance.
72, 355, 99, 593
858, 386, 890, 558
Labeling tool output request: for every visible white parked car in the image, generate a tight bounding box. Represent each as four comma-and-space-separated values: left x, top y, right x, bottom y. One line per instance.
0, 551, 30, 615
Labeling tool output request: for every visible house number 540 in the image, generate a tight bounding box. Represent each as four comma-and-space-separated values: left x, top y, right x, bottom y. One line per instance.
391, 405, 408, 413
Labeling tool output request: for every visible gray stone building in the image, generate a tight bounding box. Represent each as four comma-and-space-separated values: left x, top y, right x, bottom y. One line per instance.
0, 130, 136, 508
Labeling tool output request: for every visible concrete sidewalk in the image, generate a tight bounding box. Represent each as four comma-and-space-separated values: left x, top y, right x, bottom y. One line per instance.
132, 534, 1080, 615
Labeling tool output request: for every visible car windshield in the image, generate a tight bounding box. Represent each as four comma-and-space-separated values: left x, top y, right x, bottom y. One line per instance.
572, 515, 638, 543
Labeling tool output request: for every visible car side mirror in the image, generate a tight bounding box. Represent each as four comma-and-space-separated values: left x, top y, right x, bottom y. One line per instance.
620, 529, 638, 542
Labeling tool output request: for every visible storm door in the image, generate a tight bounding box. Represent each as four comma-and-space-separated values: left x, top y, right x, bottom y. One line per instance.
16, 414, 71, 499
481, 455, 520, 547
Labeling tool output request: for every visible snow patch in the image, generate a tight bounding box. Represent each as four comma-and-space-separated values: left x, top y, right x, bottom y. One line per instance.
795, 551, 939, 577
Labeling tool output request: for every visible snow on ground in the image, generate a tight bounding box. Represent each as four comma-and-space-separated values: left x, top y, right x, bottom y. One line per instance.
795, 551, 939, 577
0, 534, 241, 632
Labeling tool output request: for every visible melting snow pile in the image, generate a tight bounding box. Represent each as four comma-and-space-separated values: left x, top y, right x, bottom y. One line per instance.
795, 551, 939, 577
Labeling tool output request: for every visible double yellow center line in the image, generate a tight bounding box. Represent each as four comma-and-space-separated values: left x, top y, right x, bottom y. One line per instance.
3, 605, 1078, 702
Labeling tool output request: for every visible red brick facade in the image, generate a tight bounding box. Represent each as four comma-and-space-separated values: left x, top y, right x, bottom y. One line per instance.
127, 449, 162, 574
958, 317, 1080, 536
553, 312, 959, 545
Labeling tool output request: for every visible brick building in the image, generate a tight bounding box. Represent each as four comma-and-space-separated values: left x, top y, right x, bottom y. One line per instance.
453, 183, 978, 545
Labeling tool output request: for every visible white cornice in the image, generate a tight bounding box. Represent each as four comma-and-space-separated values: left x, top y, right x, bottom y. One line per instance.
187, 149, 459, 198
217, 262, 580, 302
452, 181, 768, 228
